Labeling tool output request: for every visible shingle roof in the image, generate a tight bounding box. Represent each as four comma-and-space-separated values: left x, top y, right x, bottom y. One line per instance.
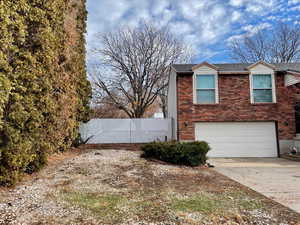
172, 63, 300, 73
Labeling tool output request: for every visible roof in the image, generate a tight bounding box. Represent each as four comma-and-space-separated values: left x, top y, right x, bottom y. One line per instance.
172, 63, 300, 74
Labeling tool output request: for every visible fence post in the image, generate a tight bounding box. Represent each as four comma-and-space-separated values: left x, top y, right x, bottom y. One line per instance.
129, 119, 132, 144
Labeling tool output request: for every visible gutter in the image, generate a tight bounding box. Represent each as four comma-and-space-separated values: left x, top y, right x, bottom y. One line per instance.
175, 70, 298, 75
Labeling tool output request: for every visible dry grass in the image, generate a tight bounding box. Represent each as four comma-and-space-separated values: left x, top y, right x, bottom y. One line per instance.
0, 149, 299, 225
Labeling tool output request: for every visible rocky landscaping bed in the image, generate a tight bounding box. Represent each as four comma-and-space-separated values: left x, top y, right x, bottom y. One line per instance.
0, 149, 299, 225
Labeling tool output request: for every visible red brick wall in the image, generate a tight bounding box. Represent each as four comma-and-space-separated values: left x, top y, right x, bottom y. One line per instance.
177, 73, 296, 141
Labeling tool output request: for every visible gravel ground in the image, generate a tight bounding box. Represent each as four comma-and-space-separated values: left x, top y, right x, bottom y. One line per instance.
0, 149, 299, 225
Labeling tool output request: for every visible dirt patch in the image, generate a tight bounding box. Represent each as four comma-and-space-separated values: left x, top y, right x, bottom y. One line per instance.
0, 149, 299, 225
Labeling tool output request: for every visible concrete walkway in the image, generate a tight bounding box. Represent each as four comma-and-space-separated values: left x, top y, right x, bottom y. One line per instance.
209, 158, 300, 213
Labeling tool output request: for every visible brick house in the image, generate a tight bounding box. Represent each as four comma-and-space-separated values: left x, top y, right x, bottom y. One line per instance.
167, 61, 300, 157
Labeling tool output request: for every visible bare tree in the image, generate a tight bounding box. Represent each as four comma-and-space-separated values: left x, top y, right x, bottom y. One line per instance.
91, 22, 193, 118
91, 93, 128, 118
230, 23, 300, 63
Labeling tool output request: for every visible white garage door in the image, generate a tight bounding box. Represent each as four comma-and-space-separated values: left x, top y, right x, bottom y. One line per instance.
195, 122, 278, 157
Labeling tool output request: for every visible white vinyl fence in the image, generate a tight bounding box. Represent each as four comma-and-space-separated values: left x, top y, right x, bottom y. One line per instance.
79, 118, 172, 144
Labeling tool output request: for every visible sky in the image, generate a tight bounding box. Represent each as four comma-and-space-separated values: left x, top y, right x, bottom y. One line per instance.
86, 0, 300, 64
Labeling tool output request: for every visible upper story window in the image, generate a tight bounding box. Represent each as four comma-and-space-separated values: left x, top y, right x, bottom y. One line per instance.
252, 74, 274, 103
196, 74, 217, 104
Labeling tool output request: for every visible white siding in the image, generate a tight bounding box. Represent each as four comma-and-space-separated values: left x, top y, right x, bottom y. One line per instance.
193, 65, 217, 75
285, 74, 300, 86
167, 69, 177, 140
249, 64, 274, 74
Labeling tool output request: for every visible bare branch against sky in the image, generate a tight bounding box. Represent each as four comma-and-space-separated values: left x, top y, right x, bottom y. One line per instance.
90, 22, 194, 118
229, 23, 300, 63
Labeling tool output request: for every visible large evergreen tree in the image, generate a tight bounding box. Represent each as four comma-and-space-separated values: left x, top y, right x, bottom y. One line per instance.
0, 0, 91, 185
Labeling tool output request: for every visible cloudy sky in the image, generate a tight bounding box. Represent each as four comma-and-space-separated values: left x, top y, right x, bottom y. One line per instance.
86, 0, 300, 63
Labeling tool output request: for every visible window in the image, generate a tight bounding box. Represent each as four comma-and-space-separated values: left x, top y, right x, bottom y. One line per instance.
195, 74, 217, 104
252, 74, 273, 103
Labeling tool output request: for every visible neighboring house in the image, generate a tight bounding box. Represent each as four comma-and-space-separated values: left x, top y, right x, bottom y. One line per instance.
167, 61, 300, 157
152, 112, 164, 119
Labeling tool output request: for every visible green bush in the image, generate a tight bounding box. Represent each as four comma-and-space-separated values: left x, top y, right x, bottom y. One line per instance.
141, 141, 211, 166
25, 150, 48, 174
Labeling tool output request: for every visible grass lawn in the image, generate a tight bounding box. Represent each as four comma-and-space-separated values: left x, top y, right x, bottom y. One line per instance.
0, 149, 299, 225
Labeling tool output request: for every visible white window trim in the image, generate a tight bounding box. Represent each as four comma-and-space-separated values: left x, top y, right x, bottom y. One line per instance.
249, 72, 277, 104
193, 74, 219, 104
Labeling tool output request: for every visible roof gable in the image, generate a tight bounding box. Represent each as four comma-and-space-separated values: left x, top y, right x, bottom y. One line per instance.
246, 61, 276, 70
192, 62, 218, 71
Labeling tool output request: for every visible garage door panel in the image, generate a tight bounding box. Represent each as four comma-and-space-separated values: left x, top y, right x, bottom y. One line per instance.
198, 135, 275, 141
198, 127, 274, 134
195, 122, 277, 157
197, 136, 276, 143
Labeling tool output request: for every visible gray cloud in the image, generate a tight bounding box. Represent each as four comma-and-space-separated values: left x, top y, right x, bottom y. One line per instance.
86, 0, 299, 63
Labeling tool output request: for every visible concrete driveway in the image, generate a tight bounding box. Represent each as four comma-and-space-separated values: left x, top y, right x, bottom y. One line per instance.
209, 158, 300, 213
